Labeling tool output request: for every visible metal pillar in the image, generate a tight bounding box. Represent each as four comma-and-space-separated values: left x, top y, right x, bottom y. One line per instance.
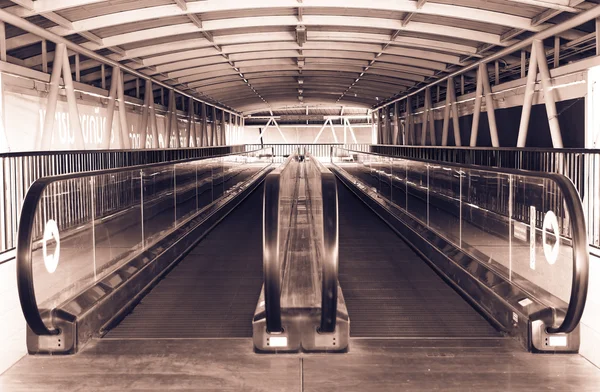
427, 87, 436, 145
517, 45, 538, 147
313, 118, 329, 143
149, 82, 159, 148
0, 21, 6, 62
470, 66, 484, 147
37, 43, 84, 150
406, 95, 413, 145
139, 79, 150, 149
212, 107, 218, 146
186, 97, 194, 148
37, 43, 65, 149
60, 44, 84, 149
449, 77, 462, 146
377, 109, 383, 144
534, 39, 564, 148
41, 39, 47, 73
116, 70, 130, 148
328, 118, 339, 143
393, 102, 400, 145
75, 53, 80, 82
481, 63, 500, 147
103, 66, 117, 149
201, 102, 208, 147
442, 78, 452, 146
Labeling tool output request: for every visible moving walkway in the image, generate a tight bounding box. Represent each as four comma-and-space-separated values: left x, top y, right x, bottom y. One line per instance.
14, 147, 589, 355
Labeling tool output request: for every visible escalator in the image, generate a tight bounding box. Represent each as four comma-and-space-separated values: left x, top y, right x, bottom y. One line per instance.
337, 182, 501, 339
106, 187, 264, 339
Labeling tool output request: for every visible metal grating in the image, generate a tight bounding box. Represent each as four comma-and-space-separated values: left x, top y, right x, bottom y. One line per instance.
107, 186, 264, 339
337, 182, 501, 339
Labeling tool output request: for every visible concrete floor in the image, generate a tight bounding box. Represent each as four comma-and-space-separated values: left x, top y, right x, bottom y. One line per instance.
2, 338, 600, 391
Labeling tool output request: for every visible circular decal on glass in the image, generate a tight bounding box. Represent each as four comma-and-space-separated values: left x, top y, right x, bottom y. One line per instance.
43, 219, 60, 273
542, 211, 559, 265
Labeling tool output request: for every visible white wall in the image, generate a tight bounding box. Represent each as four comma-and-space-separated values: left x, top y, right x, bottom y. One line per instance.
0, 73, 211, 152
0, 259, 26, 374
580, 254, 600, 367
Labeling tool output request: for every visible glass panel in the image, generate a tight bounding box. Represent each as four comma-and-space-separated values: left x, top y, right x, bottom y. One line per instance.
405, 160, 428, 225
31, 177, 94, 312
428, 163, 462, 247
174, 162, 198, 224
378, 156, 392, 201
142, 165, 175, 245
460, 169, 512, 279
212, 157, 224, 200
511, 176, 573, 304
391, 158, 407, 210
92, 170, 143, 279
196, 159, 214, 211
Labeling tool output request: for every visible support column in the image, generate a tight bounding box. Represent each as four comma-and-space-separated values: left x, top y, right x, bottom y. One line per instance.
212, 107, 218, 146
60, 45, 84, 149
139, 80, 150, 149
421, 90, 428, 145
427, 87, 436, 145
37, 43, 65, 149
41, 39, 47, 73
0, 21, 6, 62
116, 70, 130, 148
149, 82, 159, 148
449, 78, 462, 146
186, 97, 194, 148
201, 102, 208, 147
406, 96, 413, 145
517, 45, 538, 147
313, 118, 329, 143
442, 78, 452, 146
481, 62, 500, 147
393, 102, 400, 145
103, 67, 118, 149
470, 66, 484, 147
166, 90, 175, 148
377, 109, 383, 144
75, 53, 80, 82
534, 39, 564, 148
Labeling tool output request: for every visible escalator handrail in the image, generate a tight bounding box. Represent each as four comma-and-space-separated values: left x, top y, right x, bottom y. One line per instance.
305, 151, 339, 333
17, 147, 273, 337
263, 152, 298, 333
332, 147, 589, 334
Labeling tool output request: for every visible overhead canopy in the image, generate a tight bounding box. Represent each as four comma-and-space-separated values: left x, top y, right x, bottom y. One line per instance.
1, 0, 595, 114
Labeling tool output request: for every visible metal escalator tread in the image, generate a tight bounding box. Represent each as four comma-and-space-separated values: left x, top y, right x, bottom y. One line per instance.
106, 186, 264, 339
337, 182, 501, 339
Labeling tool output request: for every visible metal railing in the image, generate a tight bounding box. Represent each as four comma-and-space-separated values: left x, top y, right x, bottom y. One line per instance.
371, 145, 600, 249
0, 145, 244, 260
246, 143, 369, 158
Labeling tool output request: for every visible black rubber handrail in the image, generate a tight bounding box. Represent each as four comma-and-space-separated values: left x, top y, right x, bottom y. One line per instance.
262, 153, 297, 333
305, 151, 339, 333
332, 147, 589, 334
17, 147, 273, 337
